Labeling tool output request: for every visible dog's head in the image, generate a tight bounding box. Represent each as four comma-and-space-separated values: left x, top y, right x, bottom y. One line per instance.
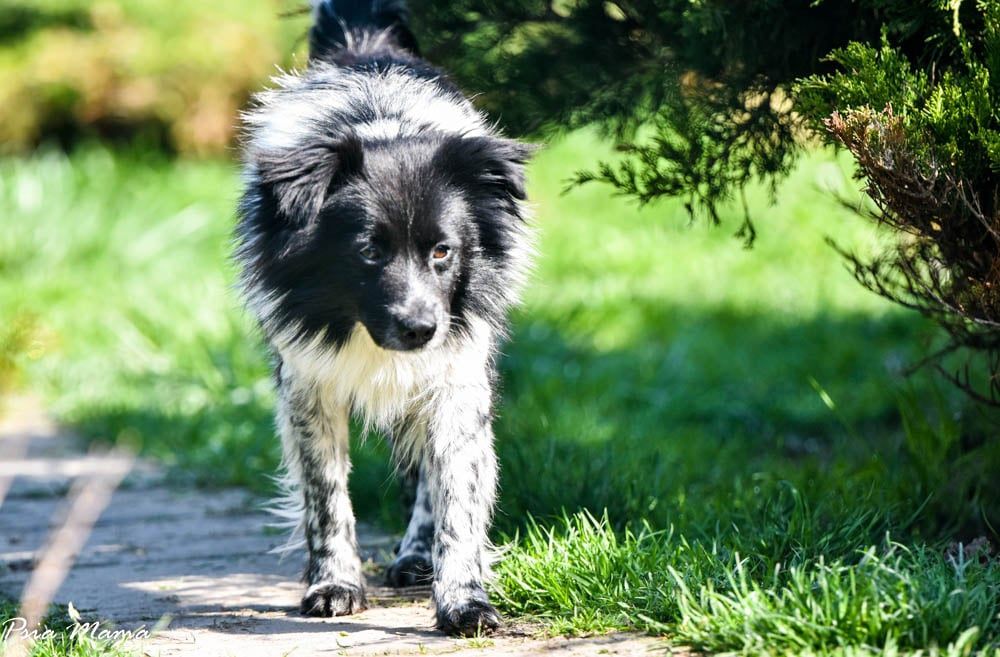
240, 132, 533, 352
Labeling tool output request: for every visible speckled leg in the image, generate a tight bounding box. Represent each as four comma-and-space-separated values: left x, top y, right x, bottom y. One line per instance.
386, 465, 434, 587
425, 385, 500, 636
277, 376, 366, 617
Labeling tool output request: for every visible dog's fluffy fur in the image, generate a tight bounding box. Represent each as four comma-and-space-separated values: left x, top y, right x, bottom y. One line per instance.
235, 0, 533, 636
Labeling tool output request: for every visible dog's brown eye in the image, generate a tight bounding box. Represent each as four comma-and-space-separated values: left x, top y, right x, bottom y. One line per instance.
360, 245, 381, 262
432, 244, 450, 260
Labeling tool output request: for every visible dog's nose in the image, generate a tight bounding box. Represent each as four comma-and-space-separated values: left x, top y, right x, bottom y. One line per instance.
395, 313, 437, 349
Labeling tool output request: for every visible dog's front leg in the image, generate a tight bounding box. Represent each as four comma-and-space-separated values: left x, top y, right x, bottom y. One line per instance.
426, 387, 501, 636
277, 378, 366, 617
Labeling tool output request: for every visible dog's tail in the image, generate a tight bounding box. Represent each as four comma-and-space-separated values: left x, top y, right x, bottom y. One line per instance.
309, 0, 419, 63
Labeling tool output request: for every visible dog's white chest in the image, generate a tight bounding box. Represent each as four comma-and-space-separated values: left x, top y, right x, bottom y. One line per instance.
278, 319, 493, 432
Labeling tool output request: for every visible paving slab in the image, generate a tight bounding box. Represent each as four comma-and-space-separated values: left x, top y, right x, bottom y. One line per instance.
0, 397, 666, 656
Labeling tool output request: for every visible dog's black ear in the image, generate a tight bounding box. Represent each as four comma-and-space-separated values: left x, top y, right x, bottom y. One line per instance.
256, 135, 365, 226
435, 135, 535, 201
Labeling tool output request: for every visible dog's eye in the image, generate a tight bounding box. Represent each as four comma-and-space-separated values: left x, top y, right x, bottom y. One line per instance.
432, 244, 450, 260
359, 244, 381, 262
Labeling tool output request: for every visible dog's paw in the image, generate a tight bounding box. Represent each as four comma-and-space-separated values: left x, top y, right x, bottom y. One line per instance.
386, 553, 434, 587
300, 581, 367, 617
434, 587, 501, 636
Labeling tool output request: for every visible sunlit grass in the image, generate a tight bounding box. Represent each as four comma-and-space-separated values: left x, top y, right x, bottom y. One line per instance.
494, 511, 1000, 655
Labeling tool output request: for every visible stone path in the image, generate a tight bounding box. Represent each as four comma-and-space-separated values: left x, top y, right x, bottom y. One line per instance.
0, 397, 665, 656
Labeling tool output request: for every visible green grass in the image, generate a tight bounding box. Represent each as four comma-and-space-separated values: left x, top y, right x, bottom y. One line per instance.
495, 511, 1000, 655
2, 134, 999, 655
0, 313, 36, 408
0, 598, 134, 657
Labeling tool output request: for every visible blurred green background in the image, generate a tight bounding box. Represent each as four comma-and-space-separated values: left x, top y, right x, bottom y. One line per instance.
0, 0, 311, 155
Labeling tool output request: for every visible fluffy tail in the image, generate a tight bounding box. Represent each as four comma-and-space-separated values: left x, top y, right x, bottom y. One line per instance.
309, 0, 419, 62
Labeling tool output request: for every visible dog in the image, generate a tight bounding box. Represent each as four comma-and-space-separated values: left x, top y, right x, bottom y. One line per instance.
234, 0, 534, 636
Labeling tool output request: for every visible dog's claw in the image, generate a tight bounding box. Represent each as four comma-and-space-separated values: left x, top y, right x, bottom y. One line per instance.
301, 582, 367, 617
435, 596, 501, 636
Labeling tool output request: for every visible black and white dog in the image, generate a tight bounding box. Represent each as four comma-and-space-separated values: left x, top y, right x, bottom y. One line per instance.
234, 0, 533, 636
